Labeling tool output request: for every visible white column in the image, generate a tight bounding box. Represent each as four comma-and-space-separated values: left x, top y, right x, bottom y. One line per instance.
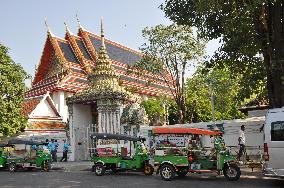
111, 111, 114, 134
115, 109, 120, 134
101, 112, 104, 133
68, 104, 75, 161
113, 111, 116, 134
109, 111, 113, 133
104, 111, 107, 133
58, 91, 66, 121
98, 110, 102, 133
107, 110, 110, 133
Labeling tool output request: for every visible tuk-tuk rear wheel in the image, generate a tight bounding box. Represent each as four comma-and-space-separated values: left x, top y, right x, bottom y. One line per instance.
9, 163, 17, 172
143, 164, 154, 175
223, 163, 241, 181
160, 164, 175, 181
94, 163, 105, 176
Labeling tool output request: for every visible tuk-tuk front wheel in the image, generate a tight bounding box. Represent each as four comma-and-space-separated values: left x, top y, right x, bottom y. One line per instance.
42, 161, 50, 172
94, 163, 105, 176
160, 164, 175, 181
9, 163, 17, 172
223, 163, 241, 181
143, 164, 154, 175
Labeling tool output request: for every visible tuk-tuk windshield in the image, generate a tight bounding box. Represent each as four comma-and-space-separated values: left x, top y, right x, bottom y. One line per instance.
90, 133, 144, 142
8, 138, 44, 145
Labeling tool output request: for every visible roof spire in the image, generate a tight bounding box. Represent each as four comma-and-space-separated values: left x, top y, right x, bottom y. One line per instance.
101, 17, 105, 48
64, 21, 70, 33
76, 13, 81, 28
45, 18, 54, 36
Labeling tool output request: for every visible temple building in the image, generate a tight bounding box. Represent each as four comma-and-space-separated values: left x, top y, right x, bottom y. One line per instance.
23, 19, 172, 160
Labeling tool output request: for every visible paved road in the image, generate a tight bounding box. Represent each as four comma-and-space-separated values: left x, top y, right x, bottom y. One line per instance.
0, 167, 283, 188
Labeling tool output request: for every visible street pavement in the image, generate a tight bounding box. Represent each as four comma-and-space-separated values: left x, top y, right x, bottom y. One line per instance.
0, 162, 283, 188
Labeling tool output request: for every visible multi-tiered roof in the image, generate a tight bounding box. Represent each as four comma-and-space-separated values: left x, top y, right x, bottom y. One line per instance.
25, 20, 173, 99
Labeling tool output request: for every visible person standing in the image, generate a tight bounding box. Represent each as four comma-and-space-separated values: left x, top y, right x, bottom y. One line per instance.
49, 139, 57, 162
237, 125, 246, 161
60, 140, 69, 162
54, 139, 59, 162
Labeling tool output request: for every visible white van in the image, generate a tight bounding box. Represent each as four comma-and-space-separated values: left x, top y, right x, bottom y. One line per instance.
262, 107, 284, 178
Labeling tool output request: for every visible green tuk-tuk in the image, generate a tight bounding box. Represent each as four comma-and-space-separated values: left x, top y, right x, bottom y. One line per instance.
153, 127, 241, 181
0, 143, 9, 169
7, 138, 51, 172
90, 133, 154, 176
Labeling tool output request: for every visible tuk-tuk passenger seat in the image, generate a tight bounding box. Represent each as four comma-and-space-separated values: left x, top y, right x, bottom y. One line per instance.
97, 147, 114, 157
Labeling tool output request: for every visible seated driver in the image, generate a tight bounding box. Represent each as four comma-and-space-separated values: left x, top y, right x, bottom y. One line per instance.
138, 138, 148, 154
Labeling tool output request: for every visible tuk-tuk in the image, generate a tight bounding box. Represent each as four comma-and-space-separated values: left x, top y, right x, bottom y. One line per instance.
153, 127, 241, 181
0, 143, 9, 168
90, 133, 154, 176
7, 138, 51, 172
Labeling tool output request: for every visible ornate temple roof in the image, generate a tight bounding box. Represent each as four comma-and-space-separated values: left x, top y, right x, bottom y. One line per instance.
67, 19, 129, 104
25, 20, 174, 99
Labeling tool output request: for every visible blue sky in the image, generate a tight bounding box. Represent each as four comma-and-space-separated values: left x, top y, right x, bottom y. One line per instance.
0, 0, 220, 81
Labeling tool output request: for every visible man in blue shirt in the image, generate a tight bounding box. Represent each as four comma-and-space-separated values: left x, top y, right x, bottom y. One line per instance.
49, 139, 57, 162
60, 139, 69, 162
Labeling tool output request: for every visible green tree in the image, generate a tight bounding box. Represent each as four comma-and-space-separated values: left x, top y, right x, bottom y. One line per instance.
186, 67, 245, 122
130, 24, 206, 123
161, 0, 284, 108
141, 98, 166, 126
0, 43, 28, 136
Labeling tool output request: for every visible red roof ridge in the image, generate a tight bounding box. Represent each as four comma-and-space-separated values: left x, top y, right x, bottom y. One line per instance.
84, 30, 144, 56
53, 36, 69, 43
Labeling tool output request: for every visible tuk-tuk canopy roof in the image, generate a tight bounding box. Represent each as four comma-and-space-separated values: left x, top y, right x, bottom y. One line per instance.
152, 127, 221, 135
90, 133, 144, 142
0, 143, 7, 147
8, 138, 44, 145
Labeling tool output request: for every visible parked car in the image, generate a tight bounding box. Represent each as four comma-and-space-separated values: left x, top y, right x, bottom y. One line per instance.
263, 107, 284, 178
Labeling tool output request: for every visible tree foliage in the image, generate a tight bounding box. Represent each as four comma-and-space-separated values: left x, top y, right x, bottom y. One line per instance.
186, 66, 245, 123
0, 43, 28, 136
161, 0, 284, 108
141, 98, 167, 126
129, 24, 206, 123
121, 102, 149, 126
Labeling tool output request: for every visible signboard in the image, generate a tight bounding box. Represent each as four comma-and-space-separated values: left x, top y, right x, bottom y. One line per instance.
168, 136, 185, 147
155, 134, 187, 147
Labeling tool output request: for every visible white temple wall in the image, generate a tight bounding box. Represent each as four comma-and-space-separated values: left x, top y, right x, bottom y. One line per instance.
69, 104, 92, 161
52, 91, 72, 122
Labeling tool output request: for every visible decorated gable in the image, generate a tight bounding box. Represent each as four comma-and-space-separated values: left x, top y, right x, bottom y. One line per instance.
24, 92, 61, 119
